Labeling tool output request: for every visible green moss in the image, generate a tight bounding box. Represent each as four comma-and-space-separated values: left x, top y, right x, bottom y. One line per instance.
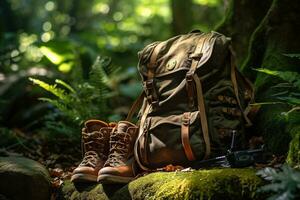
59, 180, 126, 200
286, 126, 300, 167
60, 169, 263, 200
59, 181, 108, 200
125, 168, 263, 200
252, 105, 291, 155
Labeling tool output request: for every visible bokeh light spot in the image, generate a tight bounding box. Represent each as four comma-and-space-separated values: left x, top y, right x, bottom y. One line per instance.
60, 26, 71, 36
113, 12, 124, 21
45, 1, 55, 11
92, 3, 110, 14
41, 32, 51, 42
11, 50, 20, 58
11, 64, 19, 71
43, 21, 52, 31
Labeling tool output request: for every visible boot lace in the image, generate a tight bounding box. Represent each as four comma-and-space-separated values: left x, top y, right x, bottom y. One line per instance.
80, 131, 107, 168
105, 131, 131, 166
80, 151, 99, 168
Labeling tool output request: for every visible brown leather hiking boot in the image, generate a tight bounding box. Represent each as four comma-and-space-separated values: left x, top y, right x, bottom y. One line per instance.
71, 120, 115, 182
97, 121, 139, 184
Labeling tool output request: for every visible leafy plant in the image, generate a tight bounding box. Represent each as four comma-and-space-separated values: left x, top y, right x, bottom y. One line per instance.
257, 165, 300, 200
29, 56, 118, 126
254, 53, 300, 116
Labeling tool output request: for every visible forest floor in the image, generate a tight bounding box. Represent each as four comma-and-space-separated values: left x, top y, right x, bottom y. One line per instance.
0, 128, 80, 196
1, 129, 286, 199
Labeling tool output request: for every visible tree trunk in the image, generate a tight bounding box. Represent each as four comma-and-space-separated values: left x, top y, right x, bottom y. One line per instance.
218, 0, 300, 164
216, 0, 272, 66
170, 0, 194, 35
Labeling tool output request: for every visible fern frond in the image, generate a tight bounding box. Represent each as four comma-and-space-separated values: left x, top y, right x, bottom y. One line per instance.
39, 97, 68, 111
39, 97, 81, 122
89, 56, 111, 103
29, 78, 71, 102
55, 79, 76, 94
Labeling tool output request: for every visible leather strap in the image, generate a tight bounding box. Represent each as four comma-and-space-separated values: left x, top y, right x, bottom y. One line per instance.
188, 35, 208, 74
145, 42, 164, 106
133, 103, 151, 171
236, 69, 255, 117
193, 74, 211, 159
140, 117, 150, 166
230, 49, 253, 127
126, 92, 145, 122
181, 112, 196, 161
147, 42, 162, 78
186, 36, 206, 108
185, 33, 214, 159
186, 74, 195, 109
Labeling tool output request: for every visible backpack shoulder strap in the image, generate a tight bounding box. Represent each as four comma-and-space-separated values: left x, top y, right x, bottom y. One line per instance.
229, 46, 253, 127
126, 92, 145, 122
144, 42, 164, 107
185, 33, 219, 160
193, 74, 211, 159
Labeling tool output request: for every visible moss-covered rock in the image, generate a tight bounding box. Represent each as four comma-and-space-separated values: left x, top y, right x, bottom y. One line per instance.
252, 104, 292, 155
286, 125, 300, 167
0, 156, 51, 200
60, 168, 264, 200
59, 181, 125, 200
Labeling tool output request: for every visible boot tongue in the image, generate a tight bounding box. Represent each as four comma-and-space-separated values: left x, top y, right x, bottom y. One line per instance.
117, 121, 136, 133
85, 120, 108, 132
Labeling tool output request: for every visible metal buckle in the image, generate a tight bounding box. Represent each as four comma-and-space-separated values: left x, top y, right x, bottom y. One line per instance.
144, 79, 159, 106
186, 72, 193, 82
190, 52, 203, 60
182, 113, 190, 125
145, 79, 154, 89
186, 72, 195, 108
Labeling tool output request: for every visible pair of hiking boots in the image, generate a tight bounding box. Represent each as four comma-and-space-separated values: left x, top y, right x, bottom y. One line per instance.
71, 120, 139, 184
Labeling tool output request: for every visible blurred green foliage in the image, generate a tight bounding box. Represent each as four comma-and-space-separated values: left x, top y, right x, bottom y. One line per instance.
0, 0, 225, 142
255, 54, 300, 118
257, 165, 300, 200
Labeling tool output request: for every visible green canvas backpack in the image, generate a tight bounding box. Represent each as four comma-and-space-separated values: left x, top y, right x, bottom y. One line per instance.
130, 31, 254, 170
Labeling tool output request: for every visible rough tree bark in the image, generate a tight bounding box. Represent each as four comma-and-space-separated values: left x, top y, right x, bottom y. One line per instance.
170, 0, 194, 35
218, 0, 300, 165
216, 0, 272, 66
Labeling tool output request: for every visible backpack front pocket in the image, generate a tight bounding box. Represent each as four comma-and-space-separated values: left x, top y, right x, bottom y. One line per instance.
137, 111, 205, 169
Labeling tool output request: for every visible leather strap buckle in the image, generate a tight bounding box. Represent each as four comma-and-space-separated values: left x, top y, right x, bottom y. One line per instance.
186, 73, 195, 108
144, 80, 159, 106
182, 112, 190, 125
145, 79, 154, 89
190, 52, 203, 60
186, 72, 194, 82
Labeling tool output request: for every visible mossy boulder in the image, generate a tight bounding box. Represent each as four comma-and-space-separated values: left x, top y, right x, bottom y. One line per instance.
59, 180, 124, 200
59, 168, 264, 200
286, 124, 300, 167
0, 156, 51, 200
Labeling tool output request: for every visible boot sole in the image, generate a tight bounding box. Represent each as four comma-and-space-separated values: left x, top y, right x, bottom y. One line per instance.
71, 173, 98, 182
97, 174, 134, 184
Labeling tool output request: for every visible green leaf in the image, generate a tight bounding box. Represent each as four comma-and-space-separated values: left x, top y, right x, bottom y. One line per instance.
283, 53, 300, 59
277, 97, 300, 105
257, 165, 300, 200
255, 68, 300, 90
29, 78, 67, 100
55, 79, 75, 94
